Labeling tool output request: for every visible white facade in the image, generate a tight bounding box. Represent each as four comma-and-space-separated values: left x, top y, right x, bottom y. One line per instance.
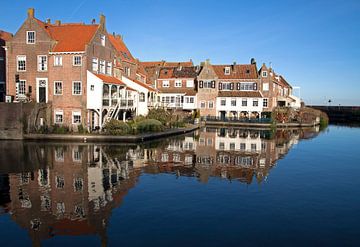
87, 71, 103, 110
183, 95, 197, 110
216, 97, 263, 117
122, 76, 149, 116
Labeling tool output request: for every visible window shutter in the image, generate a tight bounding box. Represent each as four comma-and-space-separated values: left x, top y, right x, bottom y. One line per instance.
219, 82, 222, 90
236, 83, 240, 90
199, 80, 203, 88
230, 83, 234, 90
211, 80, 215, 88
253, 83, 257, 90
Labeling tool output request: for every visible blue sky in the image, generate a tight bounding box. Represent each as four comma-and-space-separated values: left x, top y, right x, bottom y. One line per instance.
1, 0, 359, 105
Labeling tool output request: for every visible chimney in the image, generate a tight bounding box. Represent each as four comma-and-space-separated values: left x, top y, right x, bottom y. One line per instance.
55, 20, 61, 26
251, 58, 256, 65
100, 14, 106, 29
232, 61, 236, 70
27, 8, 35, 18
46, 19, 51, 24
205, 59, 210, 66
91, 18, 96, 24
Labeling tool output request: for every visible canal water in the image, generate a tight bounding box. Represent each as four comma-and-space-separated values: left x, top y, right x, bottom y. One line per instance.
0, 125, 359, 246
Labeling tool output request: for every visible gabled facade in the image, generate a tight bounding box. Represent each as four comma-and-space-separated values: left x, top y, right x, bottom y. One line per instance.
156, 65, 198, 111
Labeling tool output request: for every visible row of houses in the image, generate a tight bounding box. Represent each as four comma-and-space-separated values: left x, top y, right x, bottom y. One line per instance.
0, 8, 301, 131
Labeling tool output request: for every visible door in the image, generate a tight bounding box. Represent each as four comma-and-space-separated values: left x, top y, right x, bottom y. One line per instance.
37, 78, 48, 103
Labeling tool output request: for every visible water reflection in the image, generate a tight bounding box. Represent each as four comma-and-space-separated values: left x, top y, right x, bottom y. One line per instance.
0, 127, 319, 245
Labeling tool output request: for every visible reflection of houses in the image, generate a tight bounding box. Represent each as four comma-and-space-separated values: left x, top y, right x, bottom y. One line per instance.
6, 144, 139, 246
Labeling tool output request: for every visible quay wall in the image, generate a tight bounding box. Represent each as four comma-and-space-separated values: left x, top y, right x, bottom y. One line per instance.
310, 105, 360, 123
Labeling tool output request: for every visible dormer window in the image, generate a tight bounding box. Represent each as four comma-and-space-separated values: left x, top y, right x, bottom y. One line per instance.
26, 31, 35, 44
262, 71, 268, 77
100, 34, 106, 46
224, 67, 231, 75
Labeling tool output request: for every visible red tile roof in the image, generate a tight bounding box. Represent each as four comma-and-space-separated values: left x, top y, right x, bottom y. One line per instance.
0, 30, 12, 41
93, 73, 125, 86
218, 91, 262, 97
108, 34, 136, 64
124, 76, 157, 92
158, 67, 197, 79
140, 60, 193, 68
213, 64, 258, 79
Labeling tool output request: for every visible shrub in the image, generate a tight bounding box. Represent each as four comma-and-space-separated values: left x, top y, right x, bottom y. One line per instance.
147, 108, 171, 125
77, 124, 88, 134
135, 119, 164, 133
52, 125, 70, 134
104, 119, 131, 135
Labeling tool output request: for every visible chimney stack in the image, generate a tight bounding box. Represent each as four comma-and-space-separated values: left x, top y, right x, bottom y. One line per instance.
46, 19, 51, 24
100, 14, 106, 29
27, 8, 35, 18
205, 59, 210, 66
55, 20, 61, 26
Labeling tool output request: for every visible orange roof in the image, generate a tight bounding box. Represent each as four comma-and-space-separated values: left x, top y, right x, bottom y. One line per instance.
213, 64, 258, 79
140, 60, 193, 68
0, 30, 12, 41
94, 73, 125, 86
108, 34, 136, 63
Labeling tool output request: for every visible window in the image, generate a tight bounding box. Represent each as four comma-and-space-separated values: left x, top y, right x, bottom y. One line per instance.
56, 176, 65, 189
90, 85, 94, 91
200, 101, 206, 108
263, 83, 269, 91
242, 99, 247, 106
92, 58, 98, 72
26, 31, 35, 44
219, 142, 225, 150
73, 148, 82, 161
18, 80, 26, 95
55, 110, 63, 124
17, 56, 26, 71
100, 34, 106, 46
230, 143, 235, 150
139, 92, 145, 102
253, 99, 259, 107
251, 144, 257, 151
224, 67, 231, 75
162, 80, 169, 87
106, 62, 112, 75
72, 81, 82, 95
208, 101, 214, 108
124, 67, 131, 76
240, 143, 246, 151
231, 99, 236, 106
54, 81, 63, 95
37, 55, 47, 71
186, 80, 194, 88
73, 56, 82, 66
263, 98, 268, 107
222, 83, 233, 90
262, 71, 268, 77
203, 80, 215, 88
175, 80, 182, 87
72, 111, 81, 124
74, 178, 84, 192
55, 148, 64, 162
99, 60, 105, 74
240, 83, 255, 91
221, 99, 226, 106
54, 56, 62, 66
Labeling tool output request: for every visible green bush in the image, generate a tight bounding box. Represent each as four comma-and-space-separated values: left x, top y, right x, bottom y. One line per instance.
52, 125, 70, 134
135, 119, 164, 133
147, 108, 171, 125
104, 119, 131, 135
77, 124, 88, 134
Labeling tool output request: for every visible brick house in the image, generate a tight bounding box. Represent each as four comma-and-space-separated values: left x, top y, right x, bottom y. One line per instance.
0, 30, 12, 102
5, 8, 140, 130
197, 59, 263, 119
259, 63, 300, 110
156, 65, 198, 112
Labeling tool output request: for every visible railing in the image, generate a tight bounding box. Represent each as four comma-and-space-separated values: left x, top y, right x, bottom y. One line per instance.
202, 116, 272, 123
119, 100, 134, 107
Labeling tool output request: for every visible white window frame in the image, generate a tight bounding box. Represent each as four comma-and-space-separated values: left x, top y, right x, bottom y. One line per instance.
18, 80, 26, 96
17, 55, 26, 72
186, 80, 194, 88
54, 110, 64, 124
220, 98, 226, 106
54, 81, 63, 95
72, 81, 82, 95
106, 62, 112, 76
100, 34, 106, 46
37, 55, 48, 72
224, 67, 231, 75
262, 71, 268, 77
54, 55, 63, 66
26, 31, 36, 44
175, 80, 182, 87
208, 101, 214, 108
253, 99, 259, 107
263, 83, 269, 91
231, 98, 236, 106
73, 55, 82, 66
72, 111, 82, 125
200, 101, 206, 109
263, 98, 268, 107
99, 60, 105, 74
162, 80, 169, 88
92, 58, 98, 72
